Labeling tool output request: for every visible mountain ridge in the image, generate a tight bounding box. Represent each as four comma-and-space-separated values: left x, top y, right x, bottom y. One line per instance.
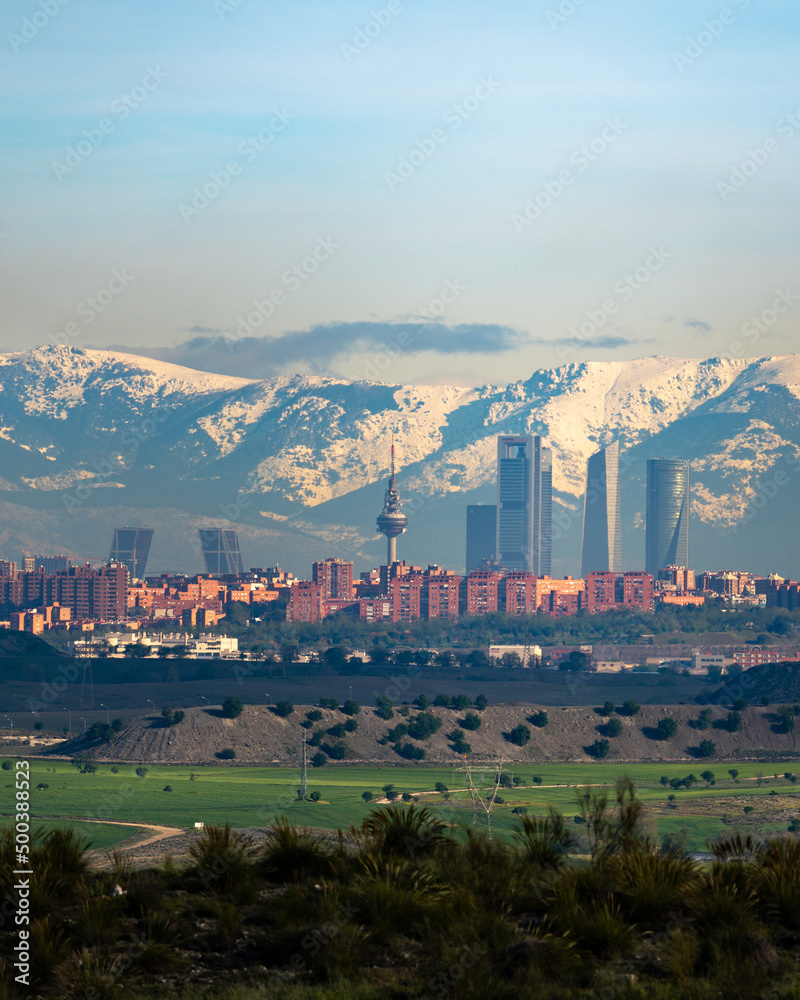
0, 347, 798, 577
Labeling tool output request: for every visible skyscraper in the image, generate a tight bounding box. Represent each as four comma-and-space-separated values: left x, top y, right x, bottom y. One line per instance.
496, 435, 552, 575
646, 459, 690, 576
109, 528, 153, 581
198, 528, 244, 575
376, 439, 408, 565
466, 504, 497, 571
580, 442, 622, 576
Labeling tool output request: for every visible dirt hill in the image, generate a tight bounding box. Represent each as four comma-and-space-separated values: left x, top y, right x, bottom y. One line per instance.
41, 701, 800, 766
712, 662, 800, 706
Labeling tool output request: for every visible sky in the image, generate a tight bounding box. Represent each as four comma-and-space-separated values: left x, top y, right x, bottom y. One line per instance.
1, 0, 798, 386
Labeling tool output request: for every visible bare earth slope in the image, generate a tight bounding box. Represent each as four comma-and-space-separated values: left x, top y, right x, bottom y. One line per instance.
44, 704, 800, 765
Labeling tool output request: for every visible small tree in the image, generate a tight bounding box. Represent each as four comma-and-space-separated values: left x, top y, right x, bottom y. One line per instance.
311, 752, 327, 767
0, 761, 12, 771
135, 766, 148, 778
655, 718, 679, 740
506, 724, 531, 747
413, 694, 431, 710
530, 710, 548, 728
319, 698, 338, 710
71, 752, 97, 773
698, 739, 716, 758
601, 700, 616, 716
474, 694, 488, 711
382, 783, 397, 801
461, 712, 482, 731
700, 769, 715, 785
433, 694, 450, 707
374, 695, 394, 720
727, 710, 743, 733
344, 718, 358, 733
309, 790, 321, 802
728, 768, 739, 780
696, 708, 713, 730
451, 694, 471, 711
621, 700, 640, 717
731, 697, 749, 711
217, 748, 236, 759
434, 781, 448, 793
222, 696, 244, 719
361, 790, 373, 803
111, 718, 126, 732
342, 699, 360, 716
274, 701, 294, 718
605, 717, 623, 737
587, 739, 610, 759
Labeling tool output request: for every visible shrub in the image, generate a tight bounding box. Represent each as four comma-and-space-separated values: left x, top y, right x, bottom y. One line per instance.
696, 708, 713, 730
460, 711, 481, 731
395, 741, 426, 760
342, 699, 360, 716
532, 776, 543, 785
474, 694, 488, 711
111, 718, 125, 732
701, 770, 715, 784
189, 823, 254, 892
319, 698, 338, 710
732, 697, 749, 711
163, 785, 173, 792
587, 739, 610, 759
605, 717, 623, 737
217, 748, 236, 759
655, 718, 679, 740
306, 709, 323, 722
413, 694, 431, 710
324, 743, 346, 760
407, 712, 442, 741
601, 700, 616, 716
402, 791, 413, 802
308, 791, 321, 802
110, 766, 119, 774
1, 761, 12, 771
530, 710, 548, 728
727, 710, 743, 732
260, 817, 332, 882
698, 739, 716, 758
135, 766, 148, 778
274, 700, 294, 718
433, 694, 450, 707
450, 733, 471, 755
33, 721, 43, 731
327, 723, 346, 738
728, 768, 739, 780
72, 752, 97, 774
376, 704, 394, 720
451, 694, 471, 711
37, 782, 49, 790
344, 718, 358, 733
311, 752, 327, 767
387, 723, 409, 742
382, 783, 397, 800
621, 700, 640, 717
506, 724, 531, 747
361, 790, 373, 802
222, 696, 244, 719
161, 707, 184, 727
434, 781, 448, 793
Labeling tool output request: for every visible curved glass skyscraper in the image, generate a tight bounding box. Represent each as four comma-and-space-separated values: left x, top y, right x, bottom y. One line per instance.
645, 459, 690, 576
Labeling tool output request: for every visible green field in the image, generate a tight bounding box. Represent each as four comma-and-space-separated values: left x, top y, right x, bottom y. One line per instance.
3, 758, 798, 852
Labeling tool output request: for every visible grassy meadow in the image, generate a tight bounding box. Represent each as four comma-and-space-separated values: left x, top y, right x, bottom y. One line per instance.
4, 758, 799, 852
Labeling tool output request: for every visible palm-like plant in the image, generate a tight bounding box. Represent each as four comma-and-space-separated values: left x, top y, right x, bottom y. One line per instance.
187, 823, 255, 893
513, 808, 577, 871
260, 815, 335, 881
358, 803, 451, 860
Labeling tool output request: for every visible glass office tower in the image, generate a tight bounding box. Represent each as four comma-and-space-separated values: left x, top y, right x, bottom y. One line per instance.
496, 435, 552, 575
109, 528, 154, 581
198, 528, 245, 575
581, 442, 622, 575
645, 459, 690, 576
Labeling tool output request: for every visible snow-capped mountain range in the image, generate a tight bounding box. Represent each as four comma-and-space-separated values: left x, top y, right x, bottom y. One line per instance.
1, 346, 799, 577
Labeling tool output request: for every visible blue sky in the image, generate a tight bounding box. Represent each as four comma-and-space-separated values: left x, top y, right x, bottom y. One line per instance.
1, 0, 798, 385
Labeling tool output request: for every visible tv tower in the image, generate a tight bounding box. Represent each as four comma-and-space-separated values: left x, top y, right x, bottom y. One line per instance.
376, 437, 408, 565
